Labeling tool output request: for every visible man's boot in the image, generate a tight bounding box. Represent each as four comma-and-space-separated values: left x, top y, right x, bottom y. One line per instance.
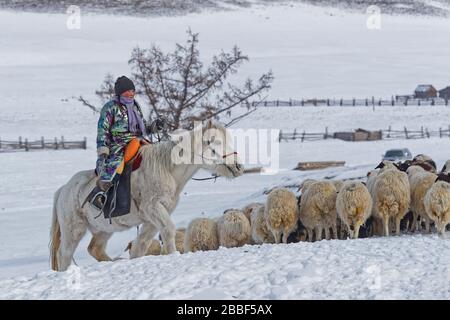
90, 180, 112, 211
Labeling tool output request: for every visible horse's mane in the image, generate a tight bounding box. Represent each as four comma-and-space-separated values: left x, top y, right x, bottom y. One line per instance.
138, 140, 176, 177
137, 121, 228, 176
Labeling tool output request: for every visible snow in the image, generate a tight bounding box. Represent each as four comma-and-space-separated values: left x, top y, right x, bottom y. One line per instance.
1, 234, 450, 299
1, 4, 450, 299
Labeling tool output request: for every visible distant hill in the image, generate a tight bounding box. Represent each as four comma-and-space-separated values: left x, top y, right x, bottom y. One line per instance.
0, 0, 449, 17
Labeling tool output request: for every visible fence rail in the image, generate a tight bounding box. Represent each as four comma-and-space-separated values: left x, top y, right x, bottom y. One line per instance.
0, 136, 87, 152
244, 97, 450, 108
279, 126, 450, 142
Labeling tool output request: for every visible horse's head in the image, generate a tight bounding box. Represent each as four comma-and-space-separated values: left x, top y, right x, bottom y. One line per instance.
199, 120, 244, 179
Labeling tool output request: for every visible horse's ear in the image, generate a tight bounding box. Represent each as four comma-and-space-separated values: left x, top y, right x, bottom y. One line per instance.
206, 119, 213, 129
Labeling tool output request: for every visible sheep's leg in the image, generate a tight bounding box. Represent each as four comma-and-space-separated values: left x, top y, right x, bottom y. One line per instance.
307, 229, 314, 242
324, 227, 330, 240
395, 216, 402, 235
424, 218, 431, 233
353, 225, 361, 239
272, 230, 282, 244
410, 211, 418, 232
383, 217, 390, 237
331, 223, 337, 239
315, 226, 322, 241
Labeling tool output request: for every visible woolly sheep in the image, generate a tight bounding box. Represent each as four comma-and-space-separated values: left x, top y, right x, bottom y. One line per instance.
406, 165, 437, 232
372, 161, 410, 236
161, 228, 186, 254
217, 210, 252, 248
146, 239, 162, 256
250, 204, 275, 244
336, 181, 373, 239
265, 188, 299, 243
331, 180, 344, 193
242, 202, 264, 224
299, 181, 338, 241
424, 180, 450, 236
184, 218, 219, 252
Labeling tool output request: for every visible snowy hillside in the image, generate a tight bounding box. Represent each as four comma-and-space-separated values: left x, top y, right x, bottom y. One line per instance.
1, 234, 449, 299
1, 0, 450, 17
1, 3, 450, 299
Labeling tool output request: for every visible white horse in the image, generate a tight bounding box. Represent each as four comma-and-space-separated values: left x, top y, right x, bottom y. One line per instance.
50, 121, 244, 271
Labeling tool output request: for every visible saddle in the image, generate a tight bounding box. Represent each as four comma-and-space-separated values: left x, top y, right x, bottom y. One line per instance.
84, 138, 144, 221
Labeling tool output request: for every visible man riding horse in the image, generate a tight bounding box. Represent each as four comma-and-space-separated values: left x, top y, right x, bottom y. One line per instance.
90, 76, 149, 210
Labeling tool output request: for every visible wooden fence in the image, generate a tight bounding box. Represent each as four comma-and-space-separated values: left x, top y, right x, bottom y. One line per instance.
279, 126, 450, 142
0, 136, 87, 152
244, 97, 450, 108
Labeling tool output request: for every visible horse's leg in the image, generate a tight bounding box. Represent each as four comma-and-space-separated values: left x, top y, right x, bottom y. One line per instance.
149, 204, 177, 254
58, 212, 87, 271
88, 232, 113, 262
129, 222, 159, 259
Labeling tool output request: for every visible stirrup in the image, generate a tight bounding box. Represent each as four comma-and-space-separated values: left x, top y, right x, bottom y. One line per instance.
90, 190, 107, 211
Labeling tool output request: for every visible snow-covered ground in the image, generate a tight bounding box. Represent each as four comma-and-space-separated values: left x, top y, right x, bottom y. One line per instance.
1, 4, 450, 299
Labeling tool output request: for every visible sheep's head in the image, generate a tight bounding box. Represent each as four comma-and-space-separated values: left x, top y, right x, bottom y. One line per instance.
435, 173, 450, 183
440, 160, 450, 174
375, 160, 397, 172
395, 160, 413, 172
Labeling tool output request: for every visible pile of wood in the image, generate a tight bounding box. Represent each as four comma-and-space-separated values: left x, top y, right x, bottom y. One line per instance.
294, 161, 345, 171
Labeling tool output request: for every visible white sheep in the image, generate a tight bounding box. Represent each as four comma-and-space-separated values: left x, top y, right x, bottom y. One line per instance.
146, 239, 162, 256
161, 228, 186, 254
299, 181, 338, 241
265, 188, 299, 243
250, 204, 275, 244
406, 165, 437, 232
242, 202, 264, 224
336, 181, 373, 239
372, 161, 410, 236
217, 210, 252, 248
424, 180, 450, 236
184, 218, 219, 253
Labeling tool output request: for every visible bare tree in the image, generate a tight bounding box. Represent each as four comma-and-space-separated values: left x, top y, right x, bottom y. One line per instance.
80, 29, 273, 130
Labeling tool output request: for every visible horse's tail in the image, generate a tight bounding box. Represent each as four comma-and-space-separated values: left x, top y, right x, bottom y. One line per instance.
50, 187, 62, 271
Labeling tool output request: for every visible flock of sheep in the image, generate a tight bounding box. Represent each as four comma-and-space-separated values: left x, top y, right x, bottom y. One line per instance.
139, 154, 450, 256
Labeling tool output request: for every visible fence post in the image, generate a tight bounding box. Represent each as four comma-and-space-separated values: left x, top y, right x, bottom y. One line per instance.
279, 130, 282, 142
324, 127, 328, 139
426, 128, 430, 138
41, 136, 45, 149
293, 129, 297, 140
327, 99, 330, 107
421, 126, 424, 138
365, 98, 368, 107
448, 125, 450, 137
83, 137, 87, 150
301, 131, 305, 143
387, 126, 391, 138
340, 98, 343, 107
404, 127, 408, 139
0, 137, 1, 149
54, 137, 58, 150
19, 136, 22, 148
439, 127, 442, 138
61, 136, 65, 149
352, 98, 355, 106
276, 100, 279, 107
25, 139, 29, 151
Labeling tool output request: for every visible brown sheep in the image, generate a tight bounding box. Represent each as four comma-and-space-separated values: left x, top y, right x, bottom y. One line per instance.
184, 218, 219, 253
